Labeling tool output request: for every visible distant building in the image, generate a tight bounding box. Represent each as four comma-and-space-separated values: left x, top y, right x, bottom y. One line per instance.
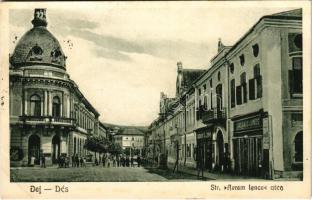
114, 127, 145, 156
9, 9, 102, 166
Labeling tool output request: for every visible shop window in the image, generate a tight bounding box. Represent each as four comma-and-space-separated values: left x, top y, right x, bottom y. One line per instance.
52, 96, 61, 117
30, 94, 41, 116
252, 44, 259, 57
231, 79, 235, 108
294, 131, 303, 163
289, 57, 303, 97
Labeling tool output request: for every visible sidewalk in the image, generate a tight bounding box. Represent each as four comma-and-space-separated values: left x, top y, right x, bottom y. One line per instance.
166, 163, 263, 181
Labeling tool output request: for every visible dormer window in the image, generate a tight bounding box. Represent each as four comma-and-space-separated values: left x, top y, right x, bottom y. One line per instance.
252, 44, 259, 57
28, 45, 43, 61
51, 48, 62, 64
239, 54, 245, 66
230, 63, 234, 74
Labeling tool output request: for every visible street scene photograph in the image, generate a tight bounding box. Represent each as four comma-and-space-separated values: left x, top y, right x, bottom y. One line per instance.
8, 4, 303, 182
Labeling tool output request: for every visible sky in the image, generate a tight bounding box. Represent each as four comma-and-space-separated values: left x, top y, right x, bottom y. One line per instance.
9, 3, 295, 126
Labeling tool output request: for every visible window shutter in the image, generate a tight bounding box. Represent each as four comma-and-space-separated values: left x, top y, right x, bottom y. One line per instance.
288, 70, 294, 96
256, 76, 263, 98
242, 83, 248, 103
236, 85, 242, 105
249, 78, 255, 100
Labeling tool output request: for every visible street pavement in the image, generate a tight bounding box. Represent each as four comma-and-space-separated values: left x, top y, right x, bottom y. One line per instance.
10, 166, 204, 182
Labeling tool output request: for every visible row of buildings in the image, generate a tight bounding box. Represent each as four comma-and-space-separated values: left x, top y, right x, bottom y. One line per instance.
146, 9, 303, 179
9, 9, 145, 167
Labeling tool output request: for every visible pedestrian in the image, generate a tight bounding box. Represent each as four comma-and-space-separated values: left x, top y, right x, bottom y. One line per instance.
72, 154, 75, 167
65, 156, 69, 168
80, 157, 84, 167
137, 155, 141, 167
130, 156, 134, 167
102, 154, 106, 167
95, 157, 98, 166
117, 155, 120, 167
75, 154, 79, 167
113, 156, 116, 167
41, 154, 46, 168
126, 155, 130, 167
83, 157, 87, 167
107, 155, 111, 167
120, 155, 125, 167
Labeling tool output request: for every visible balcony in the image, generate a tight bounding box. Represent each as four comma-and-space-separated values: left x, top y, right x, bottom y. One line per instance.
201, 107, 226, 124
19, 115, 76, 127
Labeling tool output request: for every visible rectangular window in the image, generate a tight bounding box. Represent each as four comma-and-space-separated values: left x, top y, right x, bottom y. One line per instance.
289, 57, 303, 95
231, 79, 235, 108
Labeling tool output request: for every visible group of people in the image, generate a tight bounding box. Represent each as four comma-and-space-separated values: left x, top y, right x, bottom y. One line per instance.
71, 154, 86, 168
38, 153, 145, 168
101, 154, 143, 168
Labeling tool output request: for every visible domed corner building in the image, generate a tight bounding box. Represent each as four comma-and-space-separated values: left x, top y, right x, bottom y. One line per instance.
9, 9, 101, 167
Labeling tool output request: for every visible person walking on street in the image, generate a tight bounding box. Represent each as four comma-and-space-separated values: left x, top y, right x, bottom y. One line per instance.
126, 155, 130, 167
102, 154, 106, 167
137, 155, 141, 167
130, 156, 134, 167
75, 154, 79, 167
41, 154, 46, 168
117, 155, 120, 167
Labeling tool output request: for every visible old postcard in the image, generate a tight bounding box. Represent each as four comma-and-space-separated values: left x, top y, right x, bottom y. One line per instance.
0, 1, 311, 199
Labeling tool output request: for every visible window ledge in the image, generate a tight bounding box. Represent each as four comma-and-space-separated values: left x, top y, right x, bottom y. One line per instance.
291, 94, 303, 98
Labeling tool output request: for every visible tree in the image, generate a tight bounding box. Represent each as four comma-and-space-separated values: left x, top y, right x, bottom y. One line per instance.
109, 142, 123, 156
84, 135, 111, 157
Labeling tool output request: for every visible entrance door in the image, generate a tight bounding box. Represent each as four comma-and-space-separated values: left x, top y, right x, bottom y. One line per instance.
28, 134, 41, 165
216, 131, 224, 171
52, 135, 61, 164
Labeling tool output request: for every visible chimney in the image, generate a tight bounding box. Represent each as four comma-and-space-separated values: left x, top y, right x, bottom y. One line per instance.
32, 8, 47, 27
177, 61, 183, 73
218, 38, 224, 52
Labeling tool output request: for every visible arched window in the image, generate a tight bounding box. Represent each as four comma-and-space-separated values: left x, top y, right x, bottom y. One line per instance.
30, 94, 41, 116
28, 45, 43, 61
294, 131, 303, 162
52, 96, 61, 117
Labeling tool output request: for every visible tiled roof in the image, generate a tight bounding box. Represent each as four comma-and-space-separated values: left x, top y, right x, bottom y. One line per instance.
10, 26, 66, 69
182, 69, 206, 89
271, 8, 302, 18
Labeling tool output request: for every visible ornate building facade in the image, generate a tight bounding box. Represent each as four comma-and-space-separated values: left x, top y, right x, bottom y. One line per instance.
10, 9, 102, 166
148, 9, 303, 179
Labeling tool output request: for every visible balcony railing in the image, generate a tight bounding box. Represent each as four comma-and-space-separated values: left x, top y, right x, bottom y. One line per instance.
201, 107, 226, 124
20, 115, 76, 126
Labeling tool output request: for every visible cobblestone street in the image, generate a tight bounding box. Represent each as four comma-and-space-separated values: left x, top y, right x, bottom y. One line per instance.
10, 166, 204, 182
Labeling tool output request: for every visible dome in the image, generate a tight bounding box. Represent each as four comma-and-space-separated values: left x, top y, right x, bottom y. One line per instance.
10, 9, 66, 69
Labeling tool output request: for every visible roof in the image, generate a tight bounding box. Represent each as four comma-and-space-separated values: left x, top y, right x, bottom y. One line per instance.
271, 8, 302, 18
10, 25, 66, 69
116, 127, 145, 136
181, 69, 206, 89
226, 9, 302, 58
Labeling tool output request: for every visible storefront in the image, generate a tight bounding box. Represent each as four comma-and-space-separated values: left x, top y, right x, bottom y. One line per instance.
232, 111, 269, 177
195, 127, 213, 171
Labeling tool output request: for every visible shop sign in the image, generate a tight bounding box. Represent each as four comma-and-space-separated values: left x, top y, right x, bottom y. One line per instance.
234, 114, 262, 136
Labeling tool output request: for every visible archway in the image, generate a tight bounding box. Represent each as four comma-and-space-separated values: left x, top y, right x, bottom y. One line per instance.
28, 134, 41, 165
52, 135, 61, 164
216, 131, 224, 171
